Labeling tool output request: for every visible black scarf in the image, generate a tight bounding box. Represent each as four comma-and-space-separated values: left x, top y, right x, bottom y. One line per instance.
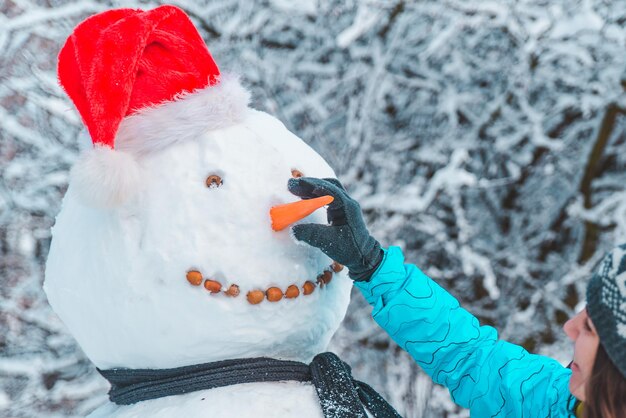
98, 352, 402, 418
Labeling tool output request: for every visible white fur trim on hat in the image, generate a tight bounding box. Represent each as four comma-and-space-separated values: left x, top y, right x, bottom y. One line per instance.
70, 145, 141, 208
116, 74, 250, 156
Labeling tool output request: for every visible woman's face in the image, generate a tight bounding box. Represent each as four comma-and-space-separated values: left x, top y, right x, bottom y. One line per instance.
563, 308, 600, 401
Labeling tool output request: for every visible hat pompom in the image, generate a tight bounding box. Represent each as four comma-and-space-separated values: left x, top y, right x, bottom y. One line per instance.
70, 145, 141, 208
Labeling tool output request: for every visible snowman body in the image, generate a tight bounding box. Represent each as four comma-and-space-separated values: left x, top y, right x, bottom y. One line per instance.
89, 383, 324, 417
45, 104, 353, 415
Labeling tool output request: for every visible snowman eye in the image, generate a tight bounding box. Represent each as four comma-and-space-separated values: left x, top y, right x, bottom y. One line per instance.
205, 174, 223, 188
291, 169, 304, 178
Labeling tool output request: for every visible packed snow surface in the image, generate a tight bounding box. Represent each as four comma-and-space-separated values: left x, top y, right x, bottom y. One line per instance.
44, 108, 352, 370
88, 382, 324, 418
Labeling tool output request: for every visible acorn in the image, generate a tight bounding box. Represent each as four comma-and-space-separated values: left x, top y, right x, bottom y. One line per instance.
331, 261, 344, 273
206, 174, 223, 188
285, 285, 300, 299
247, 290, 265, 305
225, 284, 240, 297
317, 272, 332, 287
316, 275, 324, 287
186, 270, 203, 286
266, 287, 284, 302
203, 279, 222, 294
302, 281, 316, 295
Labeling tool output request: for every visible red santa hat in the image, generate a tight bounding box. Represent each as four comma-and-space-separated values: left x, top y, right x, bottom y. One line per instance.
59, 5, 249, 207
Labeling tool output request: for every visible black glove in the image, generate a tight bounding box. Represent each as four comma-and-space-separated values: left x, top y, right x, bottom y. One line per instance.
288, 177, 383, 282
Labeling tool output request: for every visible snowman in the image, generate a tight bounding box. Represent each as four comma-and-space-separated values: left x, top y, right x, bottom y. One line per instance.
44, 6, 399, 418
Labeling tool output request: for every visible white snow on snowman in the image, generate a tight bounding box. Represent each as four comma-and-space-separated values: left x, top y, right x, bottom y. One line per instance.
42, 6, 380, 417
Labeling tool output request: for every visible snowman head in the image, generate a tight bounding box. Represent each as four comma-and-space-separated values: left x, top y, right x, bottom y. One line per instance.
44, 6, 351, 370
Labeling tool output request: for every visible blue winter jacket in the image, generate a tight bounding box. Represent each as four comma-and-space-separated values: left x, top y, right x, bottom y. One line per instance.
355, 247, 579, 417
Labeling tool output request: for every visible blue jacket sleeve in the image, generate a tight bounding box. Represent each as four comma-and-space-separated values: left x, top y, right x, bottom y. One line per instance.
354, 247, 577, 417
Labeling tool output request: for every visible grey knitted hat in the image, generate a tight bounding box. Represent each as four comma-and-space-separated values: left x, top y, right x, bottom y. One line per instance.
586, 243, 626, 378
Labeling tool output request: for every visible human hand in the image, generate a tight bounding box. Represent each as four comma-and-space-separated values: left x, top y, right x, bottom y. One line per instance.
288, 177, 383, 282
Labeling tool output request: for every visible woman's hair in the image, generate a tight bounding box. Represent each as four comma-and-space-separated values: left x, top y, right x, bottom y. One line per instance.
584, 344, 626, 418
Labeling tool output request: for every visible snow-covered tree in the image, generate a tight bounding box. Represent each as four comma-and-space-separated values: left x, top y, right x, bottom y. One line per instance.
1, 1, 624, 416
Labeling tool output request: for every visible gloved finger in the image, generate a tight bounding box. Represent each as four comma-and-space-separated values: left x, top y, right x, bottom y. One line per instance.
291, 223, 337, 252
321, 178, 346, 191
288, 177, 348, 206
327, 204, 347, 226
319, 178, 361, 225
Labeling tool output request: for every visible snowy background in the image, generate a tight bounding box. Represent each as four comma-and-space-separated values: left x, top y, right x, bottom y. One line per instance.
1, 0, 625, 417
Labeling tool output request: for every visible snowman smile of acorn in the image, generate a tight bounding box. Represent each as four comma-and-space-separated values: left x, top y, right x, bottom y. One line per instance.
44, 5, 400, 418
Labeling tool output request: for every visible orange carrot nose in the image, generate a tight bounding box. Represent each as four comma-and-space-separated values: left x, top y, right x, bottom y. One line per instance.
270, 195, 334, 231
